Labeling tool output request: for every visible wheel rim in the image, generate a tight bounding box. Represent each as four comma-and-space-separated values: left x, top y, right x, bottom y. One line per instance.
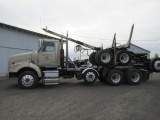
120, 53, 129, 63
111, 73, 121, 83
86, 72, 95, 82
22, 75, 34, 87
154, 60, 160, 70
101, 53, 111, 63
131, 72, 140, 82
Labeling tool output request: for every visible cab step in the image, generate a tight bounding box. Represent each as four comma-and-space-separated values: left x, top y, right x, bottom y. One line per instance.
44, 78, 59, 85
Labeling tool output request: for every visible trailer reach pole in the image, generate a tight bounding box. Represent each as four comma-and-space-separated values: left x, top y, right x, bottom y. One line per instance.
43, 28, 101, 51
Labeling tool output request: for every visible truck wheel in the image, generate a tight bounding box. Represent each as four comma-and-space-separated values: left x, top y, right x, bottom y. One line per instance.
126, 69, 142, 85
117, 50, 131, 66
89, 52, 98, 65
83, 69, 97, 84
150, 58, 160, 72
95, 49, 113, 66
18, 71, 38, 89
106, 69, 123, 86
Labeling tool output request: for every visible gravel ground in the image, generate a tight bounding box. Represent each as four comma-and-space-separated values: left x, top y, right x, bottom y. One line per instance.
0, 73, 160, 120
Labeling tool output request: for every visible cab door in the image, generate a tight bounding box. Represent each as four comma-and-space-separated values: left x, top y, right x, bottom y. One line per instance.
38, 42, 58, 67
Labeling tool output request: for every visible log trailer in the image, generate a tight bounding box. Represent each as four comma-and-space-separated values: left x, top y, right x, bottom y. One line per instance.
8, 25, 160, 88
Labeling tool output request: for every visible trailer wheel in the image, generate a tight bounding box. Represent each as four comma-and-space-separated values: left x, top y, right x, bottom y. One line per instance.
150, 58, 160, 72
106, 69, 123, 86
126, 69, 142, 85
95, 49, 113, 66
89, 52, 98, 65
18, 71, 38, 89
83, 69, 97, 84
117, 50, 131, 66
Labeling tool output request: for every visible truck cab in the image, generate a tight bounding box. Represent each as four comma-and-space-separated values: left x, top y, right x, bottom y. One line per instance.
8, 39, 65, 88
9, 39, 61, 76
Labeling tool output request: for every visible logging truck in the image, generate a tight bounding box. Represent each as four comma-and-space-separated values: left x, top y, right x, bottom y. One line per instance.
8, 25, 160, 88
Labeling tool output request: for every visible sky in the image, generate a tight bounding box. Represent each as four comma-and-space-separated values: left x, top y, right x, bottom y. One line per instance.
0, 0, 160, 59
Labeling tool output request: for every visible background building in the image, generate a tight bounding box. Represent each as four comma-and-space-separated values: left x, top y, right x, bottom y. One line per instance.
128, 44, 150, 58
0, 22, 59, 77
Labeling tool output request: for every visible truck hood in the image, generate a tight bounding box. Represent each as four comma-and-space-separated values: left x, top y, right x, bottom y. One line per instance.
9, 52, 33, 64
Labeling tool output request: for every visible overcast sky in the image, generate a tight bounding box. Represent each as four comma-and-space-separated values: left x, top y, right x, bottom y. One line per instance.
0, 0, 160, 59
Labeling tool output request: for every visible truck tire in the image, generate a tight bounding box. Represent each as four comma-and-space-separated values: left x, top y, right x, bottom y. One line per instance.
98, 68, 105, 82
83, 69, 97, 84
126, 69, 142, 85
89, 52, 98, 65
117, 50, 131, 66
18, 71, 38, 89
95, 49, 113, 66
150, 58, 160, 72
106, 69, 123, 86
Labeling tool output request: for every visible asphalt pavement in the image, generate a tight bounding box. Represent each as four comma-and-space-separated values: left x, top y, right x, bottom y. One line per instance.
0, 73, 160, 120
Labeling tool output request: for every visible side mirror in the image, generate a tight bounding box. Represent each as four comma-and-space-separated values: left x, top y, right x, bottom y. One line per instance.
38, 39, 43, 51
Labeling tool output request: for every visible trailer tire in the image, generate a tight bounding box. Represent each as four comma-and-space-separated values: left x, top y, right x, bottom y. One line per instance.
123, 69, 129, 83
18, 71, 38, 89
117, 50, 131, 66
106, 69, 123, 86
126, 69, 142, 85
83, 69, 97, 84
95, 49, 113, 66
89, 52, 98, 65
150, 58, 160, 72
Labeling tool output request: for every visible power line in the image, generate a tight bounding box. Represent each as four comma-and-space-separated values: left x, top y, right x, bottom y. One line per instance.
69, 33, 160, 42
69, 34, 111, 40
49, 30, 160, 42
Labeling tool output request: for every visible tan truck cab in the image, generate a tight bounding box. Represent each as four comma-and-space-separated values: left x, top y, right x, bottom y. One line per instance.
8, 39, 61, 79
